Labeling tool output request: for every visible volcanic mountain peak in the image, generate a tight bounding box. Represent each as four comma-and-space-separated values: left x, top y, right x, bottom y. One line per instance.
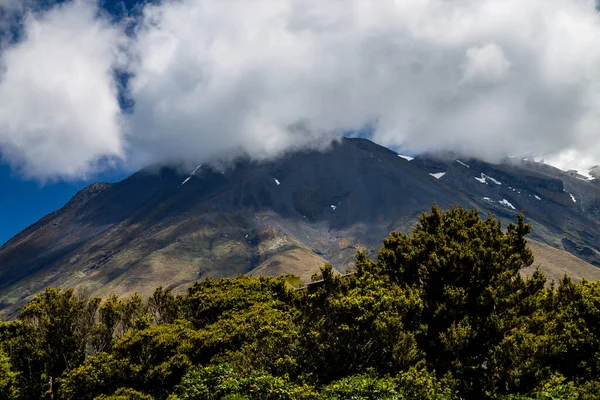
0, 137, 599, 316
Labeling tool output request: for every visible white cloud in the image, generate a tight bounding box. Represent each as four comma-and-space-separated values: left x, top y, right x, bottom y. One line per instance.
462, 43, 511, 84
0, 0, 125, 179
5, 0, 600, 178
125, 0, 600, 171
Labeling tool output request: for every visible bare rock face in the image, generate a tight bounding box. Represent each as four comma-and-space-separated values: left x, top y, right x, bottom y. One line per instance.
1, 138, 600, 316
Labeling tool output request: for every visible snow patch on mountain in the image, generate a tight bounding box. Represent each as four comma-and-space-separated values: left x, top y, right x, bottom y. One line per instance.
485, 174, 502, 185
499, 199, 516, 209
474, 173, 501, 185
180, 164, 202, 186
191, 165, 202, 175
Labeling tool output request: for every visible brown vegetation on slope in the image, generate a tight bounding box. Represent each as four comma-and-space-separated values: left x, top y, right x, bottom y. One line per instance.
524, 239, 600, 283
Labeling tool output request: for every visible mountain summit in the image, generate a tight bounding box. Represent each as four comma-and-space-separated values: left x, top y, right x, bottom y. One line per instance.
1, 138, 599, 316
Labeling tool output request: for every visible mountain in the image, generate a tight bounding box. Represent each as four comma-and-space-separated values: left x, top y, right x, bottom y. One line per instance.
412, 153, 600, 265
1, 138, 599, 316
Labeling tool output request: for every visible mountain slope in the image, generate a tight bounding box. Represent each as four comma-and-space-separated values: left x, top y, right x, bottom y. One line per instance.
411, 153, 600, 266
0, 139, 473, 315
526, 239, 600, 282
1, 138, 599, 316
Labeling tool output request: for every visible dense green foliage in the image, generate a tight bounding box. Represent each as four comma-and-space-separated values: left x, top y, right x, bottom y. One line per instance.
1, 206, 600, 399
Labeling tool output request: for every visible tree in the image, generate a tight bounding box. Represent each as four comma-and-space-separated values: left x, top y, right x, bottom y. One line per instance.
363, 206, 546, 396
184, 276, 295, 329
94, 387, 154, 400
91, 295, 124, 354
0, 347, 19, 399
58, 352, 128, 400
171, 364, 315, 400
543, 278, 600, 382
18, 288, 100, 382
148, 288, 184, 325
298, 264, 423, 383
111, 322, 196, 398
319, 374, 402, 400
0, 288, 101, 399
0, 320, 46, 399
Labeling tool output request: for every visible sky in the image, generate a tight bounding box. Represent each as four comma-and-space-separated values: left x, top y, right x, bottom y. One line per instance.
3, 0, 600, 243
0, 164, 127, 245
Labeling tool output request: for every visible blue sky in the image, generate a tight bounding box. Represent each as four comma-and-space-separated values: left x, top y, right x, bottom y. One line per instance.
0, 164, 84, 245
0, 164, 128, 246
